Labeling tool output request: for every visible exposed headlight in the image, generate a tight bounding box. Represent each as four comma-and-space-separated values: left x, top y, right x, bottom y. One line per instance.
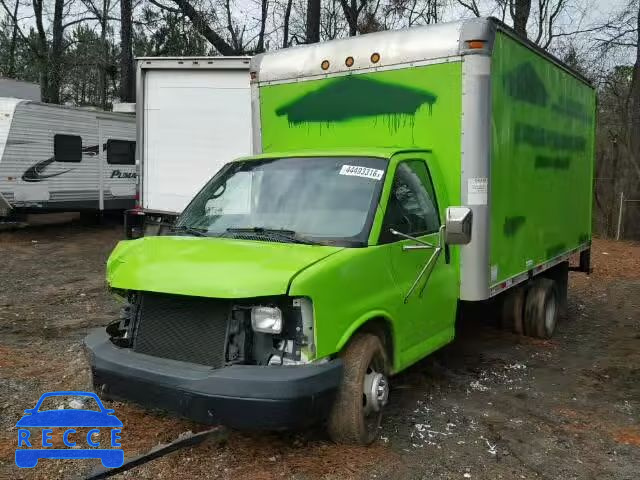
251, 306, 283, 334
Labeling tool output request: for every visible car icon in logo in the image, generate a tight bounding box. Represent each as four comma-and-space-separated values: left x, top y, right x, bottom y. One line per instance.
15, 391, 124, 468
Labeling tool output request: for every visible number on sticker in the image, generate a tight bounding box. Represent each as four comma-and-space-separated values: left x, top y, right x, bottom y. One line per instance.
339, 165, 384, 180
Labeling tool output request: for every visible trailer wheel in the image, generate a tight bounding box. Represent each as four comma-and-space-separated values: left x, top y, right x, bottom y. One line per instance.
328, 333, 389, 445
524, 278, 558, 339
501, 287, 526, 334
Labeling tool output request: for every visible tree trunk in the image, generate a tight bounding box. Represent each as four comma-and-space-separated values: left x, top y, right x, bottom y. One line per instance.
511, 0, 531, 38
98, 0, 109, 110
630, 5, 640, 174
283, 0, 293, 48
48, 0, 64, 104
32, 0, 49, 101
119, 0, 135, 102
339, 0, 359, 36
306, 0, 321, 43
7, 0, 19, 76
256, 0, 268, 53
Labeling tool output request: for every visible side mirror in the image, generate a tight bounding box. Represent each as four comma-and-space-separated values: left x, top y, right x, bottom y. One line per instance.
445, 207, 472, 245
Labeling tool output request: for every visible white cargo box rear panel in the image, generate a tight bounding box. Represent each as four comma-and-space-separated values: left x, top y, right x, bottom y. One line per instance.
137, 57, 252, 214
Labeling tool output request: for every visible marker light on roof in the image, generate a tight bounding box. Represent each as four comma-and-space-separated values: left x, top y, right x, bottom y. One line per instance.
321, 60, 330, 70
468, 40, 486, 49
345, 56, 354, 67
371, 53, 381, 64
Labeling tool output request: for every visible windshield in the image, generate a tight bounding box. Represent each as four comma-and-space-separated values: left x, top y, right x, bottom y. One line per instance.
176, 156, 388, 246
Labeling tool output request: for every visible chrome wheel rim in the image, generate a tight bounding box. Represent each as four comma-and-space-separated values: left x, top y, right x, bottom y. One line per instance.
363, 367, 389, 416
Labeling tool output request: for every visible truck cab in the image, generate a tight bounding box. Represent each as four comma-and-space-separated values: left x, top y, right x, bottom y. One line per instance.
86, 149, 472, 444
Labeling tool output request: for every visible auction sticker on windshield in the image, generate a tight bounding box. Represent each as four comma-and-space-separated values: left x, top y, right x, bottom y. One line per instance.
14, 391, 124, 469
339, 165, 384, 180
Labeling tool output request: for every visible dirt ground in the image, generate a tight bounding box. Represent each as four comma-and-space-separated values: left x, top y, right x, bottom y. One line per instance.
0, 218, 638, 480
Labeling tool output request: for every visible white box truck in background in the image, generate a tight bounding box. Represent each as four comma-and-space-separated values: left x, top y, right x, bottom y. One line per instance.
129, 56, 252, 236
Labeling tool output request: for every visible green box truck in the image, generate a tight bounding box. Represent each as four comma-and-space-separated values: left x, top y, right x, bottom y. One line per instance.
85, 17, 595, 444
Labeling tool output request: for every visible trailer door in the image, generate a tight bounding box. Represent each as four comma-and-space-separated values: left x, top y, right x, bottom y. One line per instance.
142, 68, 252, 214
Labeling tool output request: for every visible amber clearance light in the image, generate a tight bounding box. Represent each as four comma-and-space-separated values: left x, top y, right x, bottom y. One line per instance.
321, 60, 330, 70
345, 56, 355, 67
370, 52, 381, 64
468, 40, 486, 49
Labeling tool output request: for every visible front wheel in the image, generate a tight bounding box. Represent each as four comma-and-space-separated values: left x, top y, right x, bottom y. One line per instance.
328, 333, 390, 445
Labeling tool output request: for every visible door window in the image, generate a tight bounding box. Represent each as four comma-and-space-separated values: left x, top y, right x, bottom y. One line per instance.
54, 134, 82, 162
379, 160, 440, 244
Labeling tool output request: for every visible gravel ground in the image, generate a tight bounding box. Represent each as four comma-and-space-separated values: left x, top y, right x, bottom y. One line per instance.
0, 219, 638, 480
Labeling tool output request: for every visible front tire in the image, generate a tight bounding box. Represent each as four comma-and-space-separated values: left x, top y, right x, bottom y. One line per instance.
328, 333, 389, 445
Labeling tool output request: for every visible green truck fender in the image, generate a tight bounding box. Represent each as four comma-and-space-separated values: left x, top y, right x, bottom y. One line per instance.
288, 244, 404, 371
334, 311, 397, 372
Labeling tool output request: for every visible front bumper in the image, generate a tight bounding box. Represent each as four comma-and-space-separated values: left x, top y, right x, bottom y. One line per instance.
84, 329, 342, 429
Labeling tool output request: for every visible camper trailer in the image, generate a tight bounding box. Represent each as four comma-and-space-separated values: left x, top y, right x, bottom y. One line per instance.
0, 98, 136, 217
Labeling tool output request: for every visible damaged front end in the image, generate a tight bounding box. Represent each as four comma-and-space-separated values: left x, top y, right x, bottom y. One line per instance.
85, 291, 341, 429
106, 291, 316, 367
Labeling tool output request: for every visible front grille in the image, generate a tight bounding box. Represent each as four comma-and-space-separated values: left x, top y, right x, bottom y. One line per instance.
133, 292, 230, 368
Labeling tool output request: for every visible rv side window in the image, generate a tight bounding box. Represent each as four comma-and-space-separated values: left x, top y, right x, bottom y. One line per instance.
54, 135, 82, 162
107, 140, 136, 165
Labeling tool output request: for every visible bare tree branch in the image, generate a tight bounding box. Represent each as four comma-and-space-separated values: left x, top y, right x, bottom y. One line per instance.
147, 0, 181, 13
457, 0, 480, 17
168, 0, 236, 54
0, 0, 40, 56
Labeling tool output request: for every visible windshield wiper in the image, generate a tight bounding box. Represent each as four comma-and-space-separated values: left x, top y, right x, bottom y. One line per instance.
171, 225, 209, 237
225, 227, 321, 245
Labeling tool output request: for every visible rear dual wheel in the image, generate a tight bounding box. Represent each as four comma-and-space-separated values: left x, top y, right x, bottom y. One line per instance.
501, 286, 526, 335
500, 278, 559, 339
524, 278, 558, 339
328, 333, 389, 445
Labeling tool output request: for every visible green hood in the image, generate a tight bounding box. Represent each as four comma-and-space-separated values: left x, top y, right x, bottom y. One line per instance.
107, 236, 343, 298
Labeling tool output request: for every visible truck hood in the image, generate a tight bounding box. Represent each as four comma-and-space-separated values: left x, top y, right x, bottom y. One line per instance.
107, 235, 343, 298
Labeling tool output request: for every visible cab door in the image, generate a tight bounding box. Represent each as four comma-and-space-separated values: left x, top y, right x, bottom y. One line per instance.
378, 157, 458, 369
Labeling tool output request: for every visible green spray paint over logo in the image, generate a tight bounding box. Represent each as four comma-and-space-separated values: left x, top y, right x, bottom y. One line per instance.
275, 76, 437, 133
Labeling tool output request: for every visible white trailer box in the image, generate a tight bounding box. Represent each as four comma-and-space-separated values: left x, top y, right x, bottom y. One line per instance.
137, 57, 252, 217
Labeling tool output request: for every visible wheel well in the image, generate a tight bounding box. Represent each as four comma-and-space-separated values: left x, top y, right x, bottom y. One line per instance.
352, 318, 394, 367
